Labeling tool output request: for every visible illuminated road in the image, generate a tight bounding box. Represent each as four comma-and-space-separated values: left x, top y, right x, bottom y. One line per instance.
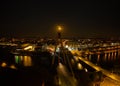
76, 56, 120, 85
56, 63, 77, 86
101, 77, 120, 86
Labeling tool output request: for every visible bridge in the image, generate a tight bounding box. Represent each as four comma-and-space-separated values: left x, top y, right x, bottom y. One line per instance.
64, 43, 120, 85
76, 56, 120, 83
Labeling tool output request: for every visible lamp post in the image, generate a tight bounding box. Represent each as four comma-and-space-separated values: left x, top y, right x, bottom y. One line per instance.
57, 26, 62, 64
52, 26, 62, 65
57, 26, 62, 39
57, 25, 75, 80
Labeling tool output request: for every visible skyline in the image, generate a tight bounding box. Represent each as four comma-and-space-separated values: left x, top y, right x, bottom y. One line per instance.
0, 0, 120, 38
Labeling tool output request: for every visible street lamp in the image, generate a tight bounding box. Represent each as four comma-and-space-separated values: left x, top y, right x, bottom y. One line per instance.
52, 25, 63, 65
57, 26, 62, 39
58, 26, 62, 31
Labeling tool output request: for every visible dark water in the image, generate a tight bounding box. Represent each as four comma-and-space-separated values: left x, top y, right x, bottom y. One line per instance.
0, 50, 57, 86
0, 50, 96, 86
87, 51, 120, 71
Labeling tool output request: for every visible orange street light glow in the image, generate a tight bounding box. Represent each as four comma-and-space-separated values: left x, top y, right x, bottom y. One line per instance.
58, 26, 62, 31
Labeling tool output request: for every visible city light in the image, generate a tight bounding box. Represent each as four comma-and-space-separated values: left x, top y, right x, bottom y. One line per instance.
24, 45, 33, 51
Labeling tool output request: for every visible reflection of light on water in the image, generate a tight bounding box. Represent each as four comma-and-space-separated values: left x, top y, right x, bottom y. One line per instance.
42, 81, 45, 86
1, 62, 17, 69
15, 55, 19, 64
1, 62, 7, 67
20, 56, 23, 61
97, 54, 100, 62
108, 53, 110, 60
10, 64, 16, 69
57, 63, 77, 86
24, 56, 32, 66
114, 52, 117, 60
114, 52, 117, 57
104, 53, 107, 61
15, 55, 32, 67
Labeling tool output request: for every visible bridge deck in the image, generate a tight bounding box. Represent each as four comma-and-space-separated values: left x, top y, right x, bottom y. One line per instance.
76, 56, 120, 84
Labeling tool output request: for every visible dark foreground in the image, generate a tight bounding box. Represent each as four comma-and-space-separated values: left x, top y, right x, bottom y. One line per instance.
0, 66, 56, 86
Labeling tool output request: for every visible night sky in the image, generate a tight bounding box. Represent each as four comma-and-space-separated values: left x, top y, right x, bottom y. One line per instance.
0, 0, 119, 38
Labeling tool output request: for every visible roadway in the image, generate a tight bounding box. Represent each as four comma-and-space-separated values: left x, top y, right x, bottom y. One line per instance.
56, 63, 77, 86
101, 77, 120, 86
